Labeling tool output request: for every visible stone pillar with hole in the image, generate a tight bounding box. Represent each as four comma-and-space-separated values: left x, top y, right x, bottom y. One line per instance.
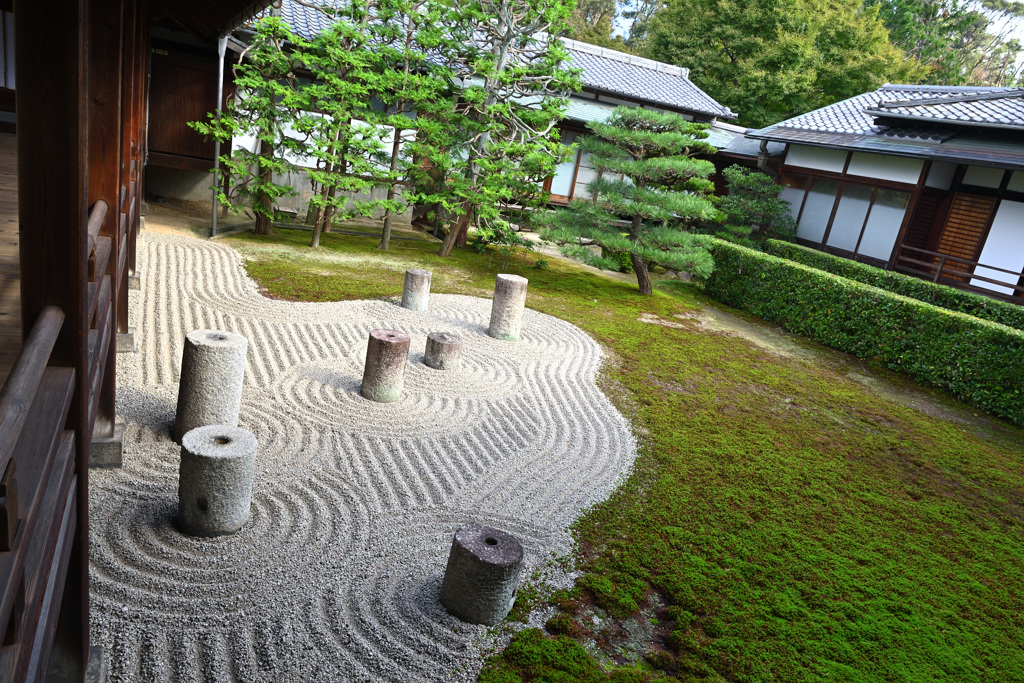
424, 332, 462, 371
401, 269, 432, 312
440, 523, 524, 625
361, 329, 411, 403
488, 274, 528, 341
178, 425, 257, 537
173, 329, 248, 443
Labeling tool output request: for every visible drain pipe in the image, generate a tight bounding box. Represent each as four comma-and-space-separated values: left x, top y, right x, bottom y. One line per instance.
211, 34, 229, 238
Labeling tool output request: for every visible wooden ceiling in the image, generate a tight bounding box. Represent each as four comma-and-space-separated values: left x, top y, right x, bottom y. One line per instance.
149, 0, 274, 39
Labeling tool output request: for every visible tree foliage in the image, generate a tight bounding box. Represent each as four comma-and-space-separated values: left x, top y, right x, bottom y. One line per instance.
708, 164, 796, 248
566, 0, 630, 49
542, 107, 721, 295
195, 1, 580, 249
360, 0, 469, 250
435, 0, 582, 257
297, 4, 390, 247
866, 0, 1023, 86
192, 18, 307, 235
642, 0, 928, 128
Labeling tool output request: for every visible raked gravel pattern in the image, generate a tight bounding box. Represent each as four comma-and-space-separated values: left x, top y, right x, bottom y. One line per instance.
89, 231, 638, 682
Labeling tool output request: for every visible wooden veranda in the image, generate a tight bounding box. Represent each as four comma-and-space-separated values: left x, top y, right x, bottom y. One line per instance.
0, 0, 272, 680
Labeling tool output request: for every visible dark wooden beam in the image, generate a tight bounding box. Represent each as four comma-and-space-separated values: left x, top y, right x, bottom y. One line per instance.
13, 0, 90, 676
89, 0, 125, 443
118, 0, 139, 335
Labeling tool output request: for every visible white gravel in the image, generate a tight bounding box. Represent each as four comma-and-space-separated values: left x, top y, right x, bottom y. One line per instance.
89, 231, 638, 682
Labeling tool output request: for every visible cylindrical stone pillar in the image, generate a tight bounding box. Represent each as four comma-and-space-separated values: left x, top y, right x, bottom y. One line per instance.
424, 332, 463, 371
439, 523, 524, 625
401, 269, 432, 312
361, 329, 411, 403
487, 274, 528, 341
173, 330, 248, 443
177, 425, 257, 537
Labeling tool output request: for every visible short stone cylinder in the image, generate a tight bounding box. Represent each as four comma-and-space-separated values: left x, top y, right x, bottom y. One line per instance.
361, 329, 411, 403
439, 523, 524, 625
424, 332, 463, 371
173, 329, 248, 444
401, 269, 432, 312
177, 425, 257, 538
487, 274, 529, 341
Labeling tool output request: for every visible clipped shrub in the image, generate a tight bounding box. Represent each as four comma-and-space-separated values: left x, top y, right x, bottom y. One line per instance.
702, 239, 1024, 426
764, 240, 1024, 332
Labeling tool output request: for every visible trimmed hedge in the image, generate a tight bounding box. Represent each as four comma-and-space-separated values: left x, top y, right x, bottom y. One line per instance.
702, 238, 1024, 426
763, 239, 1024, 332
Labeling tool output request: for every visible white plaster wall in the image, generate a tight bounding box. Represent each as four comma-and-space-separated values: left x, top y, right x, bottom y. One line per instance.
925, 162, 957, 190
1008, 171, 1024, 193
784, 145, 847, 173
846, 152, 922, 185
972, 200, 1024, 295
963, 166, 1005, 189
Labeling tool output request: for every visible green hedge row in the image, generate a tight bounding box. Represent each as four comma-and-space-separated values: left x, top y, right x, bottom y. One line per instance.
763, 239, 1024, 332
702, 238, 1024, 426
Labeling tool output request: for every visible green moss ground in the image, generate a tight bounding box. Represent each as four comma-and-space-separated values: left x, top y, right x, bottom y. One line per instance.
226, 227, 1024, 683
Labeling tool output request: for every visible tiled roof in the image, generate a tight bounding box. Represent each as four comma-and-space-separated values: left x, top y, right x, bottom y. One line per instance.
752, 84, 1024, 137
866, 88, 1024, 130
262, 1, 735, 120
746, 84, 1024, 168
561, 39, 735, 119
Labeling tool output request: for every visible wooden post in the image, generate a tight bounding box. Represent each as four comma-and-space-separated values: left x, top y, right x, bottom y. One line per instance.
117, 0, 138, 335
14, 0, 90, 676
88, 0, 124, 441
128, 1, 146, 278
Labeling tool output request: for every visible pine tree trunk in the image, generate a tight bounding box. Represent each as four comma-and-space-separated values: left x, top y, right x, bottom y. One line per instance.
254, 140, 274, 236
324, 187, 337, 233
631, 253, 653, 295
628, 213, 651, 294
311, 164, 333, 248
438, 208, 465, 257
312, 127, 342, 247
432, 202, 443, 238
380, 208, 394, 250
455, 208, 472, 248
379, 129, 404, 251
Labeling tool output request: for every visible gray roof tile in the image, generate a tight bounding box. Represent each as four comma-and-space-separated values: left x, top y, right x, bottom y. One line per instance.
561, 39, 735, 119
752, 84, 1024, 137
746, 85, 1024, 169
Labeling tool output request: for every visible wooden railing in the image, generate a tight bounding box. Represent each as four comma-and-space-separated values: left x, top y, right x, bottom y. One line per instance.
894, 245, 1024, 302
0, 306, 77, 681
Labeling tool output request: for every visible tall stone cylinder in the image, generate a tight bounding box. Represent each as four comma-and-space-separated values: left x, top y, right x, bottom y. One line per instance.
173, 329, 248, 443
177, 425, 257, 537
440, 523, 524, 625
361, 329, 411, 403
488, 274, 528, 341
401, 269, 432, 312
424, 332, 463, 371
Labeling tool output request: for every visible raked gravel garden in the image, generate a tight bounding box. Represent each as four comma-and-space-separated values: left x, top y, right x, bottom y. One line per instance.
89, 216, 1024, 683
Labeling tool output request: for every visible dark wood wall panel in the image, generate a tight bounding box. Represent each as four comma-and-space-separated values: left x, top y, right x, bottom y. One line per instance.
903, 188, 946, 251
933, 193, 998, 278
148, 53, 216, 161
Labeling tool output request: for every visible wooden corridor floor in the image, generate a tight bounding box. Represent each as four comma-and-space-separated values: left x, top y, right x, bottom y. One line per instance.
0, 133, 21, 386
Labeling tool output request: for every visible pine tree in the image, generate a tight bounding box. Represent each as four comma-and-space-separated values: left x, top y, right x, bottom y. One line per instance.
191, 17, 306, 236
542, 107, 721, 295
297, 3, 389, 248
711, 164, 796, 248
435, 0, 581, 257
297, 7, 396, 247
362, 0, 469, 250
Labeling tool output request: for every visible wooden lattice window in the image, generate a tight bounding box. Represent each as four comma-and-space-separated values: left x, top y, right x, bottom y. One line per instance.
932, 193, 998, 279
